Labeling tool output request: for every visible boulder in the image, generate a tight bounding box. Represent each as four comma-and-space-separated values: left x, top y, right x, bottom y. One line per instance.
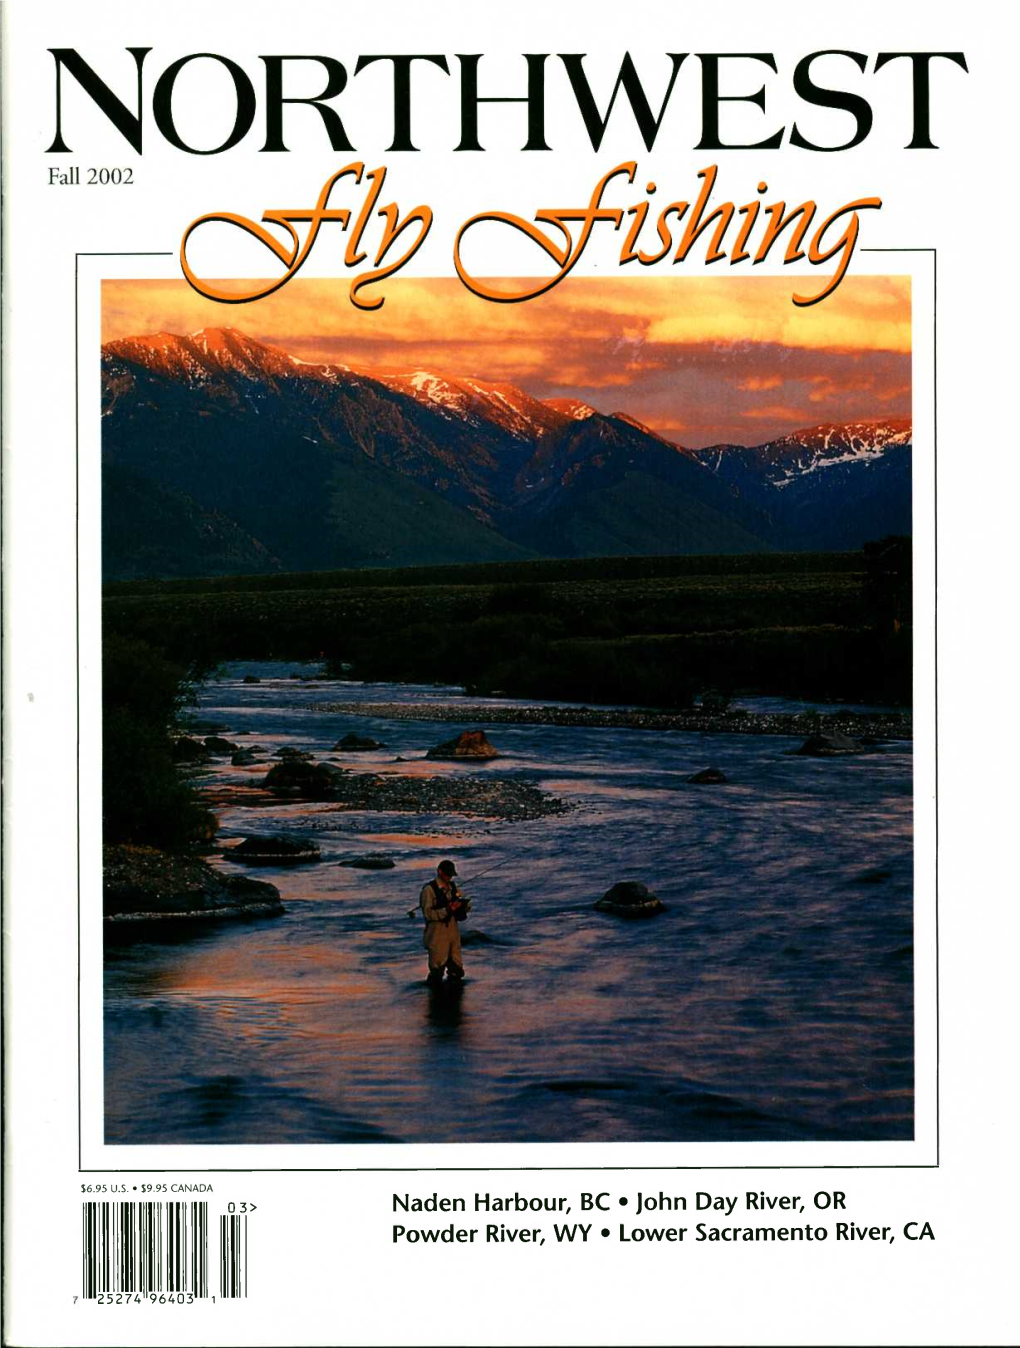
594, 880, 665, 918
103, 844, 284, 928
204, 735, 239, 754
231, 749, 259, 766
262, 761, 346, 799
273, 746, 314, 761
459, 929, 498, 946
426, 729, 500, 760
194, 813, 220, 842
333, 732, 385, 751
172, 736, 210, 764
229, 834, 320, 865
795, 732, 863, 757
338, 854, 396, 870
242, 675, 261, 684
687, 767, 728, 784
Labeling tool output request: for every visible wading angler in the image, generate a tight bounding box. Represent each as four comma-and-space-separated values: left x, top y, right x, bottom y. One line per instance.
419, 860, 467, 987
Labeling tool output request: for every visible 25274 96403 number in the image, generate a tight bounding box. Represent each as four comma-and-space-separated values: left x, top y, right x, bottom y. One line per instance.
93, 1294, 199, 1306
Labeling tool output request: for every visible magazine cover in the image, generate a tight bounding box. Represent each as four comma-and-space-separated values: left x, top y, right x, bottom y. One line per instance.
3, 3, 1017, 1345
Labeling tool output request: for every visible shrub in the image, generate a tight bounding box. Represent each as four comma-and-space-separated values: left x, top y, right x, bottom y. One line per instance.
103, 634, 215, 847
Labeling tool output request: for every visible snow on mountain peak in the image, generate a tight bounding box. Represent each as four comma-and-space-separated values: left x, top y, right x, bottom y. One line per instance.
103, 327, 358, 388
762, 419, 912, 485
544, 397, 597, 421
689, 416, 912, 493
776, 419, 912, 452
372, 369, 568, 439
409, 371, 466, 407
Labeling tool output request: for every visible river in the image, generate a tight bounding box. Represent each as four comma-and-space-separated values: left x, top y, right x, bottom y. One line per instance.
104, 662, 913, 1145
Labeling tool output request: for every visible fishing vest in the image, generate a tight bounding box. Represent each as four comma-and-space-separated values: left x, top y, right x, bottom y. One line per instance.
424, 880, 460, 919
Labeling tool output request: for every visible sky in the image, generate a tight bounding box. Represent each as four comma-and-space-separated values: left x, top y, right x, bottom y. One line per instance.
102, 275, 910, 447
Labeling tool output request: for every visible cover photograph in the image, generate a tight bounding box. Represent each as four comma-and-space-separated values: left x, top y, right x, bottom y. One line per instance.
2, 4, 1017, 1345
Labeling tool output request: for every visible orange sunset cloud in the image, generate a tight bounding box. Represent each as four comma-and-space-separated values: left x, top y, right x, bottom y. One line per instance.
102, 275, 910, 447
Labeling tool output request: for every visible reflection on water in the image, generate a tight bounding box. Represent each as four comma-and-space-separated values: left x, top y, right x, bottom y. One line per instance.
105, 662, 913, 1144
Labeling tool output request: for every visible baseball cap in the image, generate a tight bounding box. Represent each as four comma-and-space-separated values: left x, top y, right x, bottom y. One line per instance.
438, 859, 458, 876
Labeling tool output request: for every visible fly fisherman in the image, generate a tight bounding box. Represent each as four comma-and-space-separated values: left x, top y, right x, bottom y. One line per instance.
420, 860, 466, 986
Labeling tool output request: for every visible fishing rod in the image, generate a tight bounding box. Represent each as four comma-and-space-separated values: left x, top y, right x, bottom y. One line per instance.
459, 855, 516, 887
405, 853, 514, 919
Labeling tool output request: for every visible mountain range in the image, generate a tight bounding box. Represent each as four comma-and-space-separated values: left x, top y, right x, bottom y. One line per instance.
100, 327, 911, 579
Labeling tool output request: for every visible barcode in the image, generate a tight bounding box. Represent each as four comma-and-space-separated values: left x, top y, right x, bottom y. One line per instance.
82, 1202, 209, 1298
219, 1214, 246, 1299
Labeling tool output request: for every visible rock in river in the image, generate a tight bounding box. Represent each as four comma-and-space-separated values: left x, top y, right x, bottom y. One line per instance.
273, 746, 315, 761
594, 881, 665, 918
426, 729, 500, 760
172, 736, 210, 764
687, 767, 728, 784
459, 929, 499, 946
204, 735, 239, 754
262, 760, 346, 799
104, 845, 284, 928
338, 854, 396, 869
334, 732, 385, 751
795, 732, 863, 757
228, 835, 321, 865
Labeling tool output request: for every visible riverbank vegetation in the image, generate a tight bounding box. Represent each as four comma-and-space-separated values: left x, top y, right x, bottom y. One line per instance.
102, 634, 215, 847
104, 543, 912, 708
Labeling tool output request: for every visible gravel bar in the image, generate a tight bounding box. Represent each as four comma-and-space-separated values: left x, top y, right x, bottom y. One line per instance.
310, 701, 913, 742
